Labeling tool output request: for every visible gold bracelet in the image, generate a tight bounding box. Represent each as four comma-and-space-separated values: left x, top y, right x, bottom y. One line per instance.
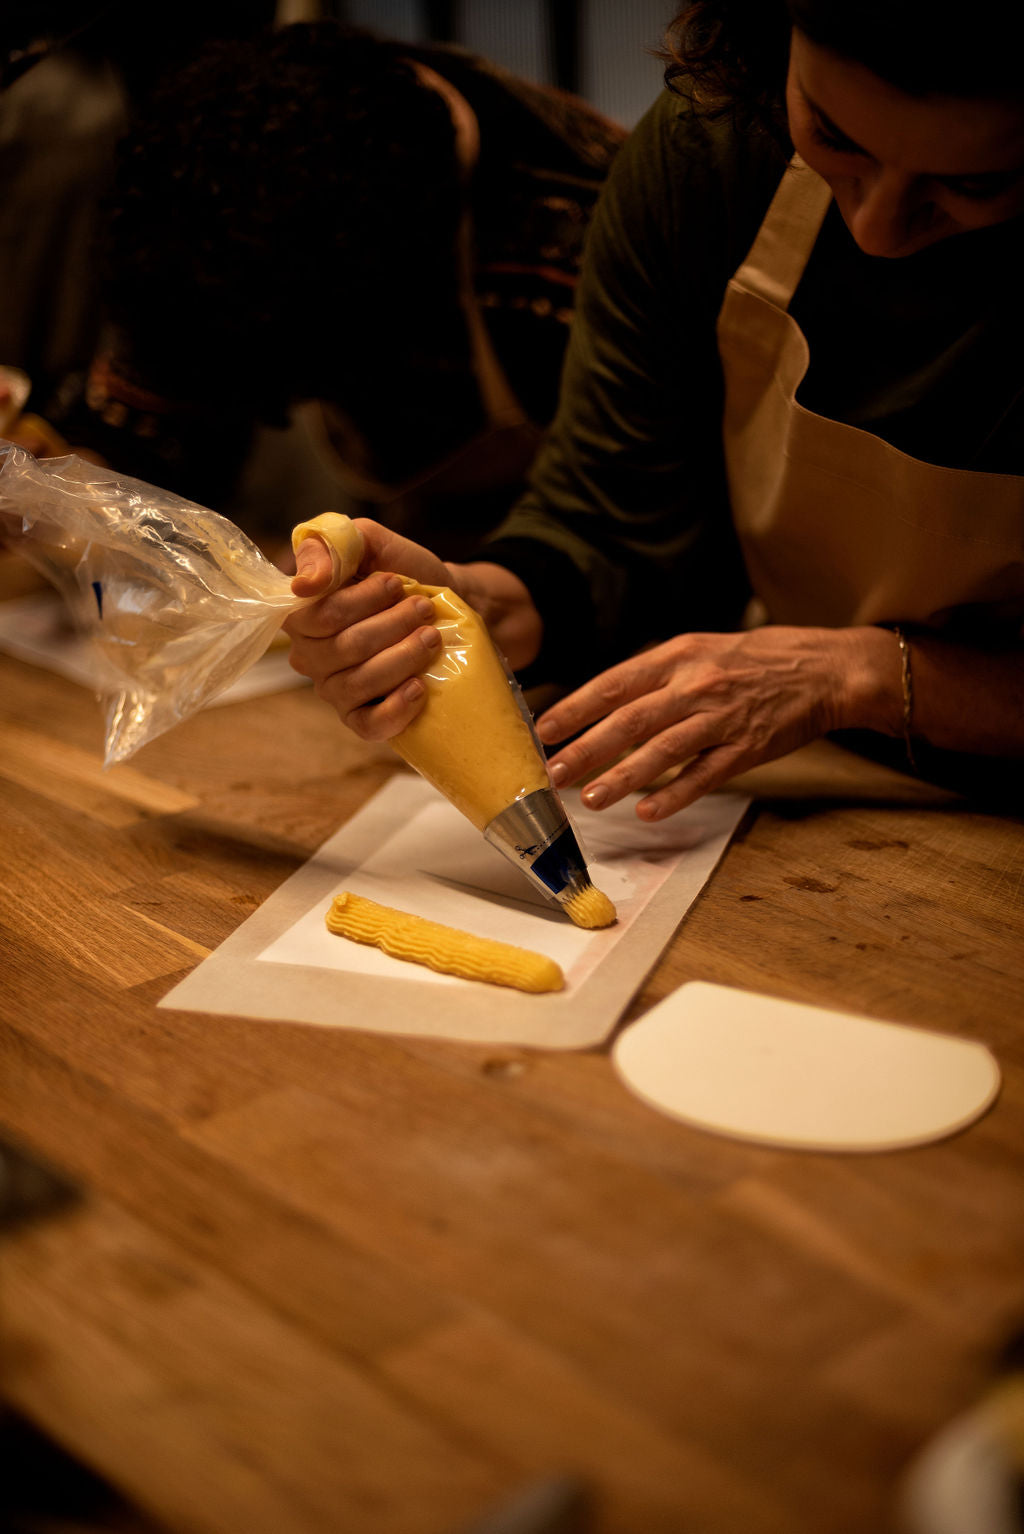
892, 626, 918, 772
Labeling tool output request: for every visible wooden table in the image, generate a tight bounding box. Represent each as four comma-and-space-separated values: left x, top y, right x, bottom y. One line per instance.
2, 562, 1024, 1534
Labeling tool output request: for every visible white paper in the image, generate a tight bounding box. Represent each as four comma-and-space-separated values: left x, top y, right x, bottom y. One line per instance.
258, 790, 712, 991
161, 775, 749, 1049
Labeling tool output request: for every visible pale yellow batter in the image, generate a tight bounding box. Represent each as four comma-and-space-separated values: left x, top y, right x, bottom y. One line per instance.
390, 582, 551, 831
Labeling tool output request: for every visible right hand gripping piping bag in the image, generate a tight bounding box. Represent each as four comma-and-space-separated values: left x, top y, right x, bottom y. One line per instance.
294, 515, 615, 930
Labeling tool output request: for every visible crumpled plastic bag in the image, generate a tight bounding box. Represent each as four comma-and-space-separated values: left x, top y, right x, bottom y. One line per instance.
0, 442, 311, 765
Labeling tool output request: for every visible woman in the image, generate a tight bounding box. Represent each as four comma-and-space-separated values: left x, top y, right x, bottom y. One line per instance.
67, 22, 624, 550
286, 0, 1024, 818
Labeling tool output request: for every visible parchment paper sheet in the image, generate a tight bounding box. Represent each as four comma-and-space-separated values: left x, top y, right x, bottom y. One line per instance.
160, 775, 749, 1049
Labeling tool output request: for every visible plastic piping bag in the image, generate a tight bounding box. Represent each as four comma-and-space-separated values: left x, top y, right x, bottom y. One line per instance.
0, 445, 612, 922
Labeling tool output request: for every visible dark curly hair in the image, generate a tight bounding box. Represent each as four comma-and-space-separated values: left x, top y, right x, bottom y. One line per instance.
662, 0, 1024, 145
105, 22, 465, 420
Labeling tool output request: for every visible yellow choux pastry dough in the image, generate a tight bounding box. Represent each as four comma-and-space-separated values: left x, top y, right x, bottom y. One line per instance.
326, 892, 564, 992
562, 883, 617, 929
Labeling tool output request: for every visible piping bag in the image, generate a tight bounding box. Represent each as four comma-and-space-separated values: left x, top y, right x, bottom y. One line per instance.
0, 442, 613, 927
293, 515, 615, 929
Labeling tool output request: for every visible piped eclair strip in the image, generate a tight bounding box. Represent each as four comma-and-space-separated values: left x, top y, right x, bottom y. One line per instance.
326, 892, 564, 993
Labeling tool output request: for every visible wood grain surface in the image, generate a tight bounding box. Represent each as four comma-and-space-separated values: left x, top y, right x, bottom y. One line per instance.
2, 558, 1023, 1534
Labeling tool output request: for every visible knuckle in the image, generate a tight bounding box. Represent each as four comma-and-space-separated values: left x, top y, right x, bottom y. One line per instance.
336, 629, 373, 670
341, 704, 377, 741
671, 665, 720, 702
683, 749, 731, 794
602, 761, 636, 797
658, 723, 697, 761
340, 616, 405, 671
685, 752, 716, 785
675, 633, 704, 659
746, 718, 772, 754
698, 663, 732, 701
373, 573, 403, 609
406, 628, 440, 667
616, 702, 650, 746
564, 738, 597, 775
597, 671, 630, 710
348, 695, 417, 743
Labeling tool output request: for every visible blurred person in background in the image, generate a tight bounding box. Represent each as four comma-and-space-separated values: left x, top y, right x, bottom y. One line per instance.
60, 21, 626, 556
0, 1, 275, 442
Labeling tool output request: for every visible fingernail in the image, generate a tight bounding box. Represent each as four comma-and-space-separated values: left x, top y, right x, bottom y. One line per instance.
420, 626, 442, 649
549, 761, 568, 786
637, 798, 661, 820
384, 576, 403, 598
536, 718, 560, 743
401, 678, 423, 702
582, 783, 608, 809
413, 596, 435, 619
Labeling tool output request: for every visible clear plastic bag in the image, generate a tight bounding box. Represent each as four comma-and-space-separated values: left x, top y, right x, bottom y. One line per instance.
0, 442, 306, 765
0, 444, 606, 916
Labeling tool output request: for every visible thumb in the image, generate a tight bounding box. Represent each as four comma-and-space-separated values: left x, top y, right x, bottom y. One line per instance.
290, 535, 336, 598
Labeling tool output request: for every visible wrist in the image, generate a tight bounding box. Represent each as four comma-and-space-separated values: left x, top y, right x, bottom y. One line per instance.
832, 625, 907, 738
446, 560, 543, 671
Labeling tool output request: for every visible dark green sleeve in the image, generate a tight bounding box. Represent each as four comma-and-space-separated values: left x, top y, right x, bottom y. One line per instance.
482, 88, 784, 684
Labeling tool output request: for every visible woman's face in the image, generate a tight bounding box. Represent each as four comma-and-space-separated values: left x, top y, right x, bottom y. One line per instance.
786, 30, 1024, 257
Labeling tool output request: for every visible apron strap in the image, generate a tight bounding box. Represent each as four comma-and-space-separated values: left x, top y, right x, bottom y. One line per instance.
730, 155, 833, 313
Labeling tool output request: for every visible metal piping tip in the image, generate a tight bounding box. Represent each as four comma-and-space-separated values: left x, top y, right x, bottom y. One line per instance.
483, 786, 593, 910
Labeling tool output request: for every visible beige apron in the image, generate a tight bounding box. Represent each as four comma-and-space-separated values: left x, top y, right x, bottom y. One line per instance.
717, 157, 1024, 637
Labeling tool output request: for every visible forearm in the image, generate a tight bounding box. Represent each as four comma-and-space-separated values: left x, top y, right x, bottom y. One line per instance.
839, 625, 1024, 758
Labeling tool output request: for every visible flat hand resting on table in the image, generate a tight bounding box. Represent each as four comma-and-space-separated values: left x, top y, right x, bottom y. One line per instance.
535, 625, 901, 821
